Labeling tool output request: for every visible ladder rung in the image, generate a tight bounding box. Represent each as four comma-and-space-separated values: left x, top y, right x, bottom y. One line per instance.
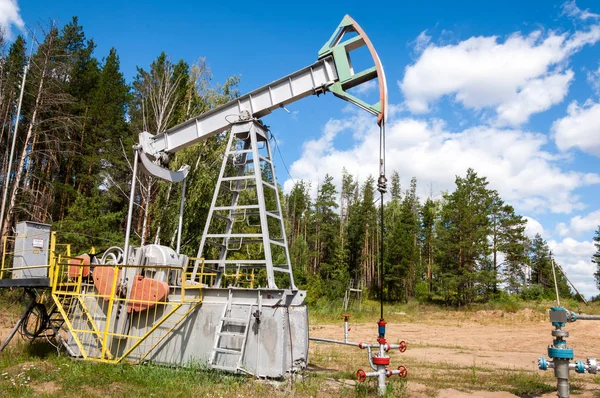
262, 181, 276, 190
219, 331, 245, 337
205, 234, 263, 238
258, 156, 272, 164
272, 266, 292, 274
204, 260, 267, 264
222, 317, 248, 325
227, 149, 252, 155
265, 211, 281, 219
215, 347, 242, 355
221, 176, 254, 181
214, 205, 259, 211
269, 240, 286, 247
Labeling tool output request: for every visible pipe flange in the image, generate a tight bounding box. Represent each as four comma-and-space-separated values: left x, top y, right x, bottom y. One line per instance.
548, 346, 573, 359
538, 357, 548, 371
587, 358, 597, 374
575, 360, 586, 374
552, 329, 569, 338
373, 356, 390, 366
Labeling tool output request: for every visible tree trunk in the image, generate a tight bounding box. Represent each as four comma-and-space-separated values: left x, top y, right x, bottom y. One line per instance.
2, 47, 50, 237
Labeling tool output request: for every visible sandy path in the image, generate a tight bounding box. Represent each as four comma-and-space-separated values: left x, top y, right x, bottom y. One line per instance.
308, 310, 600, 397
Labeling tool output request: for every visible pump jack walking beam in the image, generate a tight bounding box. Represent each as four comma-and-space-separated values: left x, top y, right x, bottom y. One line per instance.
137, 15, 387, 174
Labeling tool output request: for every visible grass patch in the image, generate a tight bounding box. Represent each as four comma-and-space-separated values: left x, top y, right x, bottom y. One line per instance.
506, 373, 554, 396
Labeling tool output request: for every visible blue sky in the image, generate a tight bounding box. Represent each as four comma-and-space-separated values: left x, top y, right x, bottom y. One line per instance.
3, 0, 600, 297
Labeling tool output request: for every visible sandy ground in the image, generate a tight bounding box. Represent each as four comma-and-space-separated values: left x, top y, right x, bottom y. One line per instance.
308, 309, 600, 397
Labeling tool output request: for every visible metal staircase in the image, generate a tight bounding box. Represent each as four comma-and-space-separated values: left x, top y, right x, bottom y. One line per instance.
192, 119, 295, 290
209, 298, 253, 373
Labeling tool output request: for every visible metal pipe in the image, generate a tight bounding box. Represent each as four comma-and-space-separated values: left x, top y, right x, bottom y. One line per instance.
309, 336, 402, 350
0, 62, 28, 240
344, 319, 348, 343
367, 346, 376, 371
123, 149, 139, 265
378, 343, 387, 395
554, 358, 570, 398
176, 177, 186, 254
574, 314, 600, 321
309, 337, 361, 347
552, 258, 561, 307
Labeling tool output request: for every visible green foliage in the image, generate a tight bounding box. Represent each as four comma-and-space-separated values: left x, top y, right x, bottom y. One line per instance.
55, 191, 125, 253
593, 226, 600, 290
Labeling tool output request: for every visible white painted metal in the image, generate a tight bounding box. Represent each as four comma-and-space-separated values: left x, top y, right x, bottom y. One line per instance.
123, 149, 139, 264
192, 121, 294, 290
139, 57, 337, 159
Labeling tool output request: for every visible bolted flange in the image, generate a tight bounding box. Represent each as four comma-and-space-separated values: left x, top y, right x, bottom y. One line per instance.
587, 358, 598, 374
373, 356, 390, 366
538, 357, 548, 371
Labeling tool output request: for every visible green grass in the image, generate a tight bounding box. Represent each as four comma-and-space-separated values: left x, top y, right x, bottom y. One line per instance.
4, 297, 600, 397
505, 373, 555, 396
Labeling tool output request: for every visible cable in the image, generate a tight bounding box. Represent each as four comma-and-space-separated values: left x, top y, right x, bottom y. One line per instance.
19, 302, 49, 340
377, 119, 387, 321
269, 131, 296, 184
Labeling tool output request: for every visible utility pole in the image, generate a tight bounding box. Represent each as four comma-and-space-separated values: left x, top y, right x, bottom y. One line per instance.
0, 60, 29, 239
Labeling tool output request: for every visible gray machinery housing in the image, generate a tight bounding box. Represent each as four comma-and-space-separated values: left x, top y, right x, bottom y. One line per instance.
12, 221, 50, 280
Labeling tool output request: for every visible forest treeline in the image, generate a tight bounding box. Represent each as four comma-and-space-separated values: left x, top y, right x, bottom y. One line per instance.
0, 18, 580, 306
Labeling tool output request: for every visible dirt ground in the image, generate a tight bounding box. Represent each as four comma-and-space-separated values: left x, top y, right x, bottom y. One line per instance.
1, 307, 599, 397
308, 309, 600, 397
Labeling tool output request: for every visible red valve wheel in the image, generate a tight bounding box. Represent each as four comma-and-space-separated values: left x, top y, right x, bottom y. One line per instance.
398, 365, 408, 378
356, 369, 367, 383
398, 340, 407, 353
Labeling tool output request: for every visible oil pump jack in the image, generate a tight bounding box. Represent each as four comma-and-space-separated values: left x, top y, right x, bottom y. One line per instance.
1, 15, 392, 380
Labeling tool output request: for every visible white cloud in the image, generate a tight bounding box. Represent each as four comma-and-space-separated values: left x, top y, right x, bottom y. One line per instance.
283, 110, 600, 214
588, 65, 600, 95
548, 237, 597, 298
399, 26, 600, 124
556, 222, 570, 237
0, 0, 24, 40
562, 0, 600, 21
556, 209, 600, 236
495, 70, 573, 126
524, 216, 546, 238
552, 100, 600, 156
412, 30, 432, 54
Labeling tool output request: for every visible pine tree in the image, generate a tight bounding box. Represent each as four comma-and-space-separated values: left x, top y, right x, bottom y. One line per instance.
436, 169, 493, 305
421, 197, 437, 294
313, 174, 339, 273
593, 226, 600, 291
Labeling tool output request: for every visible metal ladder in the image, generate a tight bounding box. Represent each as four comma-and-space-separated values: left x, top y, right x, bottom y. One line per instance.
192, 120, 295, 290
209, 300, 253, 372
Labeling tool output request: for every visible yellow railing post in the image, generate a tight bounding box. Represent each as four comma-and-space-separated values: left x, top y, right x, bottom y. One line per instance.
49, 231, 57, 282
100, 265, 120, 360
